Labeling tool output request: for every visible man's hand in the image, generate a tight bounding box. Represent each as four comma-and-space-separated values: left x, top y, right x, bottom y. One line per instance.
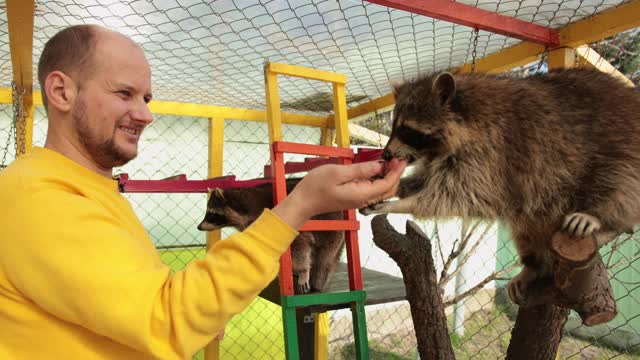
272, 158, 406, 230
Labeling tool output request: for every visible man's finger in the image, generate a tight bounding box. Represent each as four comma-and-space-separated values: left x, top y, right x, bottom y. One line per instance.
335, 161, 385, 183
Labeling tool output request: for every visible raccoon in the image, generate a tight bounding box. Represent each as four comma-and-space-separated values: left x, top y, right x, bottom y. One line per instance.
361, 68, 640, 304
198, 178, 345, 294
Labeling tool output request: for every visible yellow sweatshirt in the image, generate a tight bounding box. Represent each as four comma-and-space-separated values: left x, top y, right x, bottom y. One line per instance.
0, 147, 297, 359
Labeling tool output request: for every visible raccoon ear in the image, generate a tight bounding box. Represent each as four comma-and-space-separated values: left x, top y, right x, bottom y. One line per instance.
390, 80, 402, 96
433, 72, 456, 105
208, 187, 225, 200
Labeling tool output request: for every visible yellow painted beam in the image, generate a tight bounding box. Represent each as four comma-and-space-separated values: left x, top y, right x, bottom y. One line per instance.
7, 0, 35, 155
547, 47, 577, 70
357, 1, 640, 116
0, 89, 328, 128
349, 123, 389, 147
575, 45, 635, 87
204, 117, 225, 360
320, 127, 334, 146
149, 99, 327, 128
267, 62, 347, 84
456, 42, 545, 74
559, 0, 640, 48
265, 67, 283, 142
33, 91, 42, 106
0, 89, 12, 104
332, 83, 350, 148
314, 312, 329, 360
347, 93, 395, 120
456, 0, 640, 73
207, 117, 225, 180
326, 93, 395, 126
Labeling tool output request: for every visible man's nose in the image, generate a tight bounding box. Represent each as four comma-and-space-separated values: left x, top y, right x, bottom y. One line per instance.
131, 100, 153, 124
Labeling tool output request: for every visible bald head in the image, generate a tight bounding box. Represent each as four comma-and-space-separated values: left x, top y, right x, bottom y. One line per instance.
37, 25, 143, 111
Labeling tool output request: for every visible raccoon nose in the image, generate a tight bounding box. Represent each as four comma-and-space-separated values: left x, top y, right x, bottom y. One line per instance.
382, 149, 393, 161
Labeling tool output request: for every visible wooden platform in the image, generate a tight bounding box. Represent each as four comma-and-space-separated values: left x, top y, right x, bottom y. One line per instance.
259, 262, 406, 311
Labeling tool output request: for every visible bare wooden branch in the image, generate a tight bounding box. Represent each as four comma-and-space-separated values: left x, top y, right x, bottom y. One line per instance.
442, 264, 518, 307
510, 232, 617, 326
371, 215, 455, 360
438, 237, 460, 287
456, 222, 494, 271
506, 304, 569, 360
435, 222, 445, 269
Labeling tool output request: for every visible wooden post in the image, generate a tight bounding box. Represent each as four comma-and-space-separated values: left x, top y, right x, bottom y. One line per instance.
204, 117, 224, 360
7, 0, 35, 156
371, 215, 455, 359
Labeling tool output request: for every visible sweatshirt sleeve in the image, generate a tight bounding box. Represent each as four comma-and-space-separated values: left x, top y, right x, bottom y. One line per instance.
2, 189, 297, 359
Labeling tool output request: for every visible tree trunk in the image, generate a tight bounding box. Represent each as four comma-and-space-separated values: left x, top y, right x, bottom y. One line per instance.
506, 305, 569, 360
371, 215, 455, 360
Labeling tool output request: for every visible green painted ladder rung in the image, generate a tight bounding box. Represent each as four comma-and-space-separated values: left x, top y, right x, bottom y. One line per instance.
281, 290, 369, 360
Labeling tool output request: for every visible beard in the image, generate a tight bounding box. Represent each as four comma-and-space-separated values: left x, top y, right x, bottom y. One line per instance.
72, 96, 136, 169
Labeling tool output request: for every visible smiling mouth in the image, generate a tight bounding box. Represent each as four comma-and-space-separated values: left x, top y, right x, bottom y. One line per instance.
119, 125, 141, 136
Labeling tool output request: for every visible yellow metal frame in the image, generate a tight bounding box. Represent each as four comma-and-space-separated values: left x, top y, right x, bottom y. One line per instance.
266, 61, 350, 148
3, 1, 639, 359
7, 0, 35, 156
575, 45, 635, 87
547, 47, 577, 70
264, 61, 351, 360
204, 117, 225, 360
345, 0, 640, 117
0, 89, 329, 129
454, 0, 640, 74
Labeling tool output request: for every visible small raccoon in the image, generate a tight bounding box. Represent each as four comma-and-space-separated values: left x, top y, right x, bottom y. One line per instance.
362, 68, 640, 304
198, 178, 345, 294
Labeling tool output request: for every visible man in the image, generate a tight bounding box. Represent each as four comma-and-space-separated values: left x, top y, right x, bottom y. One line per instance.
0, 25, 405, 359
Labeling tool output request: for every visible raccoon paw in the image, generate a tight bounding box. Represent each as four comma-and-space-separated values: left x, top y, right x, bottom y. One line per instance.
507, 278, 525, 305
562, 212, 601, 238
507, 268, 537, 305
297, 272, 311, 294
297, 281, 310, 294
358, 202, 386, 216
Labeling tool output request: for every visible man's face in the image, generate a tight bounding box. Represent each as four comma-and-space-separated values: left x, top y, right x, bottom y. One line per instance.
71, 32, 153, 169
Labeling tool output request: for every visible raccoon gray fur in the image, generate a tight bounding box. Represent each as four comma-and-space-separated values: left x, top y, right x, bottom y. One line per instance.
198, 178, 345, 294
361, 68, 640, 304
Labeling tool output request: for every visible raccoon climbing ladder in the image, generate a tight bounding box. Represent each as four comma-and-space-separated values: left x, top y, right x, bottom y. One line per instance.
265, 62, 369, 360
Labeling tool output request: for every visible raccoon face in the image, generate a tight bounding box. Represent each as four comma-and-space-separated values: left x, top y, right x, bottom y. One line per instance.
384, 72, 460, 163
197, 188, 249, 231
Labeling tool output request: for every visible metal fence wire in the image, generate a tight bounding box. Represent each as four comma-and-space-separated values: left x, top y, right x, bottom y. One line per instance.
0, 1, 639, 359
116, 116, 321, 360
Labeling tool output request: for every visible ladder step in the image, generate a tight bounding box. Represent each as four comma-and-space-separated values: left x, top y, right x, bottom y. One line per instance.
300, 220, 359, 231
282, 290, 366, 309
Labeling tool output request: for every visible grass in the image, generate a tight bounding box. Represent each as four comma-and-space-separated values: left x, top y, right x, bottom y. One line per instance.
331, 304, 640, 360
159, 248, 286, 360
160, 249, 640, 359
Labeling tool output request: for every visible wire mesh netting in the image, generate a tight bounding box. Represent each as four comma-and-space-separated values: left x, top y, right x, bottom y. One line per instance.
0, 0, 628, 111
0, 1, 639, 359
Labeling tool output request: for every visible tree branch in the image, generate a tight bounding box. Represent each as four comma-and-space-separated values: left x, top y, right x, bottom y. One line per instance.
442, 264, 518, 307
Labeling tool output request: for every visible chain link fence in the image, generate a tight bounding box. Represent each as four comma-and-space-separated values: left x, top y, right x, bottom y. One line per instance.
119, 115, 321, 359
0, 1, 639, 359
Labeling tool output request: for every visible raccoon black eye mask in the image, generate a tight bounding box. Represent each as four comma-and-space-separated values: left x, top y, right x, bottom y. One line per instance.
207, 213, 227, 225
396, 125, 440, 150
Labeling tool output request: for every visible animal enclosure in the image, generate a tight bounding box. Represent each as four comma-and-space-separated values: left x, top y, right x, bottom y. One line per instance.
1, 1, 640, 359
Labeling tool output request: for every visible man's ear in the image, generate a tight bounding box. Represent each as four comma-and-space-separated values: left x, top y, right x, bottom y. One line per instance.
45, 71, 77, 113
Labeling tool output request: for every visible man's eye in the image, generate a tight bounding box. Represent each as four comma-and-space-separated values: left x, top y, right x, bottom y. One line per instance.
117, 90, 131, 97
